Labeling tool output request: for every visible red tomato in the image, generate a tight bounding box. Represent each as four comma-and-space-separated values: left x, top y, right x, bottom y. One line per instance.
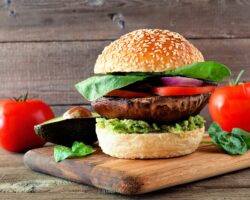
209, 83, 250, 132
152, 86, 216, 96
0, 99, 54, 152
106, 90, 151, 98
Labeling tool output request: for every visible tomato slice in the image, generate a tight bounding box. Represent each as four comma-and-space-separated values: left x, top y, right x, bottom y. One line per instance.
152, 86, 216, 96
106, 86, 216, 98
106, 90, 151, 98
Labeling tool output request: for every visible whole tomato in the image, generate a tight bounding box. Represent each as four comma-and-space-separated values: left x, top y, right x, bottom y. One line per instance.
209, 82, 250, 132
0, 98, 54, 152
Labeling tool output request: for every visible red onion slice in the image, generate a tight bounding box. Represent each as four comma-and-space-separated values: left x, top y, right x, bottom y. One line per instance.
160, 76, 203, 87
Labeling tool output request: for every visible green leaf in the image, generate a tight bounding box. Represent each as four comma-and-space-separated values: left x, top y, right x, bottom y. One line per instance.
71, 141, 96, 157
75, 75, 147, 101
164, 61, 231, 82
232, 128, 250, 148
75, 61, 231, 101
217, 132, 247, 155
54, 141, 95, 162
208, 122, 248, 155
208, 122, 223, 146
54, 145, 73, 162
208, 122, 223, 134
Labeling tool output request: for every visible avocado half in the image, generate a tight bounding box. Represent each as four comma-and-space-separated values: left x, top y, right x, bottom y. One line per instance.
34, 116, 97, 146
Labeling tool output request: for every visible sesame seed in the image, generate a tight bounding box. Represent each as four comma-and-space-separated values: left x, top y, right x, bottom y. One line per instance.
95, 29, 203, 72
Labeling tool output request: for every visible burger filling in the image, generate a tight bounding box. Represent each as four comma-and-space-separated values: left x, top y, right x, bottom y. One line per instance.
75, 61, 231, 102
76, 62, 230, 135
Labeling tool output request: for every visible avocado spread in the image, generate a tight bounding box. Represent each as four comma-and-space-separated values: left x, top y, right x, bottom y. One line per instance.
96, 115, 205, 134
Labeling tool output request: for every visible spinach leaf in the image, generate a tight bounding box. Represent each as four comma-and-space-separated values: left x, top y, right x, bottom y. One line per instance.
54, 141, 95, 162
208, 122, 248, 155
75, 75, 147, 101
71, 141, 96, 157
164, 61, 231, 82
75, 61, 231, 101
208, 122, 223, 146
54, 146, 73, 162
232, 128, 250, 148
217, 132, 247, 155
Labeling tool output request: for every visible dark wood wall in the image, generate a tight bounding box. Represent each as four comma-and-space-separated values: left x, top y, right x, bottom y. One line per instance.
1, 0, 250, 124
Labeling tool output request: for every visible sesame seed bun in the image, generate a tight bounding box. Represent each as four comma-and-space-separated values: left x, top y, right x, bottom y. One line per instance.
96, 126, 205, 159
94, 29, 204, 74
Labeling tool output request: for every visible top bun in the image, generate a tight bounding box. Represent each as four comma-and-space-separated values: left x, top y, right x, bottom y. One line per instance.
94, 29, 204, 74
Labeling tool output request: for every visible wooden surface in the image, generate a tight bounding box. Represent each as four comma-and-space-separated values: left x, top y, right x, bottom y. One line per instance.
23, 144, 250, 195
0, 146, 249, 199
1, 0, 250, 199
0, 0, 250, 41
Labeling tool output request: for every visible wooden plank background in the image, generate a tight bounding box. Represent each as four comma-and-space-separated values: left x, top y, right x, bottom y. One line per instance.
1, 0, 250, 122
1, 0, 250, 41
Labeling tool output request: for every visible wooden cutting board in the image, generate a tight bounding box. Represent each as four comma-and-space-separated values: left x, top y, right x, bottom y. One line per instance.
24, 145, 250, 195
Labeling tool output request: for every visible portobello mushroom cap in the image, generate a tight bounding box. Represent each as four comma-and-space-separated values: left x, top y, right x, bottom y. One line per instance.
91, 94, 210, 123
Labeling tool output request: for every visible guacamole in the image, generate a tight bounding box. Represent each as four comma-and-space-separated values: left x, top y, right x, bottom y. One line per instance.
96, 115, 205, 134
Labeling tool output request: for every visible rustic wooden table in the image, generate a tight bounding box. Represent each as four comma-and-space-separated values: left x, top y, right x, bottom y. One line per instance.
0, 0, 250, 199
1, 147, 250, 200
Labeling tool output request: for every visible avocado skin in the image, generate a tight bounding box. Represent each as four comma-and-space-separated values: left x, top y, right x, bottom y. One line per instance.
34, 118, 97, 146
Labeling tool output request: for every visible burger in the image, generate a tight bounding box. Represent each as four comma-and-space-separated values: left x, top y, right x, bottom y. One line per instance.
75, 29, 231, 159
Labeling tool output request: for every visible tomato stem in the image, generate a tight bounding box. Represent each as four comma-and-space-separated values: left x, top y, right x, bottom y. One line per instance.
12, 92, 29, 102
229, 70, 244, 86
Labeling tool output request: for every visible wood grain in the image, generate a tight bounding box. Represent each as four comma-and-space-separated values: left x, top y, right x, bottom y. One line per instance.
1, 39, 249, 105
0, 0, 250, 42
2, 148, 250, 199
24, 145, 250, 195
3, 189, 250, 200
0, 41, 108, 104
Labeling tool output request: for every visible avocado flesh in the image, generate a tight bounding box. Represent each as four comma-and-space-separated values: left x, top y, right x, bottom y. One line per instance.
35, 117, 97, 146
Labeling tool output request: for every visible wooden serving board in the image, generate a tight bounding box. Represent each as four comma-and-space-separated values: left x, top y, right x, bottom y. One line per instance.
24, 145, 250, 195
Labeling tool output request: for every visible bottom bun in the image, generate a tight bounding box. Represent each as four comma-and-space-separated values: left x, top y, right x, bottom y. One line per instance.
96, 127, 205, 159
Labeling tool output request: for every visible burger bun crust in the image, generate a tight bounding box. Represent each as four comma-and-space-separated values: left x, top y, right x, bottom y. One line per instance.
96, 126, 205, 159
94, 29, 204, 74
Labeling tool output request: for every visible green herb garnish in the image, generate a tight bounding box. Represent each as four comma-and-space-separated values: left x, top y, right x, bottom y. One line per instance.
54, 141, 95, 162
207, 122, 250, 155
